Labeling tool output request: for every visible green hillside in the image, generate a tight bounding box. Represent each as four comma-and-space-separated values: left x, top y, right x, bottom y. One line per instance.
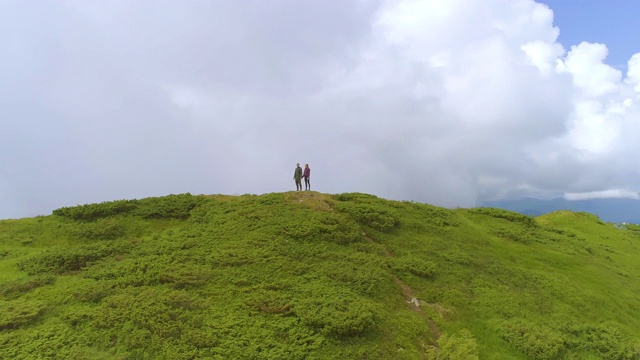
1, 192, 639, 359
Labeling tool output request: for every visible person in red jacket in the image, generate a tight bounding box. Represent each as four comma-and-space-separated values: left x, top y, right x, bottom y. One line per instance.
303, 164, 311, 191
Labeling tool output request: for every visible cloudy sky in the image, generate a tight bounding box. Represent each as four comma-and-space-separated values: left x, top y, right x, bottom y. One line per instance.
2, 0, 640, 219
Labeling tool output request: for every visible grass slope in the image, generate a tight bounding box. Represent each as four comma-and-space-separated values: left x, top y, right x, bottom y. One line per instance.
0, 192, 639, 359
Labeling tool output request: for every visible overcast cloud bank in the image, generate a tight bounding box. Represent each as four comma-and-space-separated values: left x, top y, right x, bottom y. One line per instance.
2, 0, 640, 219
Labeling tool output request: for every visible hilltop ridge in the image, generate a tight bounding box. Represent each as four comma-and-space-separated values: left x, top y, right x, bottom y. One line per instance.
1, 192, 639, 359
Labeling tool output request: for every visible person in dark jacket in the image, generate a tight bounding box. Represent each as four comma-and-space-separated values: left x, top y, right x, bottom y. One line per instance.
303, 164, 311, 190
293, 163, 303, 191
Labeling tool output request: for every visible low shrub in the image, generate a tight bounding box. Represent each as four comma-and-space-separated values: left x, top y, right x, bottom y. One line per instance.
53, 200, 136, 221
244, 289, 293, 315
72, 281, 114, 303
159, 264, 213, 289
0, 275, 56, 298
53, 194, 207, 222
0, 299, 46, 330
17, 243, 120, 275
294, 289, 378, 336
497, 319, 565, 359
324, 255, 389, 295
391, 256, 437, 278
84, 257, 166, 287
495, 227, 535, 244
562, 322, 638, 359
92, 287, 208, 352
334, 202, 399, 232
73, 217, 127, 240
332, 193, 381, 202
0, 323, 85, 359
426, 328, 479, 360
132, 194, 207, 220
470, 208, 538, 228
281, 212, 362, 244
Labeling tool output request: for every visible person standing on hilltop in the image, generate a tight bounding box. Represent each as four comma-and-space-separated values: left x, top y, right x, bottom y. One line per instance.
293, 163, 303, 191
303, 164, 311, 191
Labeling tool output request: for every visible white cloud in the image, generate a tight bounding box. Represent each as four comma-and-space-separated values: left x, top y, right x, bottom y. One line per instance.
2, 0, 640, 218
627, 53, 640, 92
558, 42, 623, 98
564, 190, 640, 201
566, 100, 621, 156
521, 40, 565, 75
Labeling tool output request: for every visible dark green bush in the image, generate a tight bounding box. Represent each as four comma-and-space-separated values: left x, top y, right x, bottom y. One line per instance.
0, 275, 56, 298
159, 264, 213, 289
0, 323, 87, 359
72, 281, 114, 303
53, 194, 207, 221
244, 289, 293, 315
17, 243, 120, 275
495, 227, 535, 244
294, 289, 378, 336
73, 217, 127, 240
92, 287, 208, 355
131, 194, 207, 220
470, 208, 539, 228
256, 192, 285, 205
333, 192, 381, 202
84, 257, 166, 287
427, 328, 479, 360
0, 299, 46, 330
562, 322, 638, 359
53, 200, 136, 221
281, 212, 361, 244
392, 256, 437, 278
333, 202, 399, 232
497, 319, 565, 359
324, 255, 389, 295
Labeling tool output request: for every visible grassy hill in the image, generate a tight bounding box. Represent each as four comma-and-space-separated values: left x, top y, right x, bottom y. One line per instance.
482, 197, 640, 224
1, 192, 639, 359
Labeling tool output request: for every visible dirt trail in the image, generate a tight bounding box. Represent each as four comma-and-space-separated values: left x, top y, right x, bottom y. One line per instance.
364, 235, 441, 340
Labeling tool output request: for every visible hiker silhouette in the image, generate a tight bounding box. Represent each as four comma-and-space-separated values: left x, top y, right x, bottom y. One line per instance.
293, 163, 303, 191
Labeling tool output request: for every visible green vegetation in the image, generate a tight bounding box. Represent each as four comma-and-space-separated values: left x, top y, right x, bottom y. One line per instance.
1, 192, 639, 359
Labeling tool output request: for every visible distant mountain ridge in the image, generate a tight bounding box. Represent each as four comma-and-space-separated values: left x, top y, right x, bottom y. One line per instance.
482, 197, 640, 223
